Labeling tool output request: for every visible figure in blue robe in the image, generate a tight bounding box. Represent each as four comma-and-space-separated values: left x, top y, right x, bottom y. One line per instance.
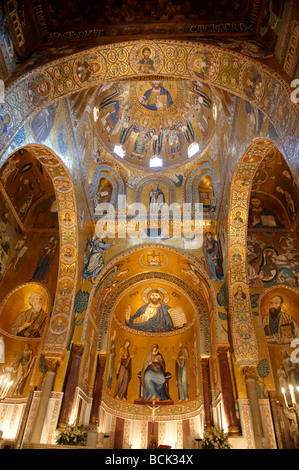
140, 81, 173, 111
141, 344, 170, 402
126, 302, 174, 332
82, 238, 113, 283
125, 290, 176, 332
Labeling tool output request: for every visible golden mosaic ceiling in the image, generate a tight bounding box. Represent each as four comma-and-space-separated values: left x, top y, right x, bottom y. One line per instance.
94, 79, 217, 171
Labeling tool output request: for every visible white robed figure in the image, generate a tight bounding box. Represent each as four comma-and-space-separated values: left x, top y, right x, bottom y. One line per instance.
149, 184, 165, 213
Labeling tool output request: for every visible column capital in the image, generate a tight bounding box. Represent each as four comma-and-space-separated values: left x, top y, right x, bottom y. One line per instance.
268, 390, 277, 400
45, 357, 61, 373
98, 354, 107, 367
201, 357, 210, 367
217, 345, 230, 358
71, 343, 84, 357
242, 366, 256, 380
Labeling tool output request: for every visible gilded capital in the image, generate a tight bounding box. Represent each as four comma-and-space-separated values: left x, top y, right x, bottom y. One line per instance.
201, 357, 210, 368
98, 354, 107, 367
45, 357, 61, 373
268, 390, 277, 400
217, 345, 229, 358
242, 366, 256, 380
72, 343, 84, 357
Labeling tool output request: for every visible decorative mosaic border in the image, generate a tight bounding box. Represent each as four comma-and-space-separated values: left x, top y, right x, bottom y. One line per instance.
20, 144, 79, 359
98, 271, 209, 357
101, 390, 203, 421
0, 40, 298, 180
83, 243, 219, 347
228, 139, 277, 366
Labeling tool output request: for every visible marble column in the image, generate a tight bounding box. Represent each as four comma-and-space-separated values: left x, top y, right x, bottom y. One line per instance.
217, 346, 240, 434
243, 366, 266, 449
90, 354, 106, 425
16, 385, 36, 448
58, 343, 84, 427
268, 390, 285, 449
30, 359, 60, 444
201, 357, 212, 429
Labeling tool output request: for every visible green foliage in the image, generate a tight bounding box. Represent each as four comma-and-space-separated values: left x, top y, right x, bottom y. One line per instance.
74, 290, 90, 327
257, 358, 270, 378
218, 311, 227, 321
250, 294, 259, 308
217, 283, 229, 310
56, 423, 87, 446
201, 426, 232, 449
38, 354, 48, 375
74, 290, 89, 314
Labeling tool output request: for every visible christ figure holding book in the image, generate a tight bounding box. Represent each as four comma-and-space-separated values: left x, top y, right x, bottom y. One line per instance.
125, 288, 186, 333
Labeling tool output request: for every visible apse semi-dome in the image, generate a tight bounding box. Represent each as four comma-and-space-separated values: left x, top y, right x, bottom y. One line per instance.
94, 79, 217, 171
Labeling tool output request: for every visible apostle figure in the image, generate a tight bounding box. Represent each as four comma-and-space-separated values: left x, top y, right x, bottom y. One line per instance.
32, 235, 58, 281
202, 231, 223, 281
174, 342, 189, 402
10, 343, 35, 397
262, 295, 299, 344
10, 293, 47, 338
113, 340, 133, 400
107, 330, 117, 390
138, 47, 155, 74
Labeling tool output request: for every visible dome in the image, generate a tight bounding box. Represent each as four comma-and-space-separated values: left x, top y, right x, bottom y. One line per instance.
93, 79, 217, 171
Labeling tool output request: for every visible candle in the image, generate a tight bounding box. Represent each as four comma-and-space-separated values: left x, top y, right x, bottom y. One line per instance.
289, 385, 296, 404
281, 387, 288, 407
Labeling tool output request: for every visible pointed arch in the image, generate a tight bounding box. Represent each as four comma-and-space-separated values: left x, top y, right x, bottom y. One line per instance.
0, 40, 298, 181
0, 143, 79, 361
81, 243, 218, 354
227, 138, 280, 366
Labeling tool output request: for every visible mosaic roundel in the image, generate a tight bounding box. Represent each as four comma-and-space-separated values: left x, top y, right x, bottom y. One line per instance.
129, 43, 164, 76
95, 79, 217, 171
73, 52, 106, 87
188, 49, 220, 82
240, 63, 264, 104
26, 72, 54, 109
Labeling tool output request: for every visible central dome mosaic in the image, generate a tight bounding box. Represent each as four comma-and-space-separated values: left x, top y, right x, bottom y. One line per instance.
94, 79, 217, 170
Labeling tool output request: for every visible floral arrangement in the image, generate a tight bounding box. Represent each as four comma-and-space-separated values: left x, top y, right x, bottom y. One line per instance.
56, 422, 87, 446
201, 426, 232, 449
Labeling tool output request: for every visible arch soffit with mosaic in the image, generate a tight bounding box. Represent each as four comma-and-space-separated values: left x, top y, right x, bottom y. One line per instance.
228, 138, 288, 368
98, 271, 210, 357
0, 40, 298, 180
83, 243, 218, 352
3, 143, 79, 362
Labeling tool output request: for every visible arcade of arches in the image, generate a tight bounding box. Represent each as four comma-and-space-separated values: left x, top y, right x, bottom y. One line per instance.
0, 0, 298, 450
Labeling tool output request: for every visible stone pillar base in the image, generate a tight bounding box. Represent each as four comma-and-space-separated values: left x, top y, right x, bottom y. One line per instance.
228, 425, 242, 435
86, 424, 98, 448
